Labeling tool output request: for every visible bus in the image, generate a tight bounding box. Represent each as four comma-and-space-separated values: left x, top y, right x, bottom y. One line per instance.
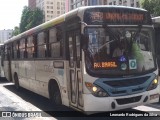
152, 16, 160, 72
3, 6, 159, 114
0, 44, 5, 79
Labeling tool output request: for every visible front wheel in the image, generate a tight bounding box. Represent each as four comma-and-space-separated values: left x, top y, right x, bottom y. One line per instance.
14, 74, 20, 90
49, 82, 62, 106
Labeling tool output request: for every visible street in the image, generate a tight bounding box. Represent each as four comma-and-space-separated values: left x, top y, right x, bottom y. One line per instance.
0, 78, 160, 120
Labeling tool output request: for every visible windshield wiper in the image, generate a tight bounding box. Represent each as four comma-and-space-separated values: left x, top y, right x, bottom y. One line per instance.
97, 25, 119, 51
133, 25, 142, 41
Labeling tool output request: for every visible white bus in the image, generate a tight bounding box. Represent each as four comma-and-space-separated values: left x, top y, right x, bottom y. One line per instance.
0, 44, 5, 79
152, 16, 160, 72
3, 6, 159, 114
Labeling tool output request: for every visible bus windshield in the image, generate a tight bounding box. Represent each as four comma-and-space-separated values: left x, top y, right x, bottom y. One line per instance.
85, 26, 156, 76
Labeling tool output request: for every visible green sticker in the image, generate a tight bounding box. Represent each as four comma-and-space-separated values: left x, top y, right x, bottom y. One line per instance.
129, 59, 137, 70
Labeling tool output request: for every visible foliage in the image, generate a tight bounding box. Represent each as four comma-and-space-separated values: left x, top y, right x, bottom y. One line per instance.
141, 0, 160, 16
12, 26, 20, 36
19, 6, 43, 33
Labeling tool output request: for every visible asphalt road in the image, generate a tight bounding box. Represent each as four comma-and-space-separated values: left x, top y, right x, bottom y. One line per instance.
0, 78, 160, 120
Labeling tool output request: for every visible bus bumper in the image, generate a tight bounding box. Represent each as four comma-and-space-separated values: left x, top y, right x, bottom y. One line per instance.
83, 88, 159, 114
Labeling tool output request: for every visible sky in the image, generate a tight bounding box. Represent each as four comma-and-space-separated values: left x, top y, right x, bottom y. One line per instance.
0, 0, 28, 30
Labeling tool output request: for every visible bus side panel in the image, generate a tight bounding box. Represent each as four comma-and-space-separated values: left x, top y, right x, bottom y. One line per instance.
11, 61, 19, 83
18, 61, 30, 89
34, 60, 69, 106
25, 61, 36, 93
3, 61, 9, 81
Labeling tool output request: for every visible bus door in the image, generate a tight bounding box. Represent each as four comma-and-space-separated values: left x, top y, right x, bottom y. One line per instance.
68, 30, 84, 109
4, 45, 12, 81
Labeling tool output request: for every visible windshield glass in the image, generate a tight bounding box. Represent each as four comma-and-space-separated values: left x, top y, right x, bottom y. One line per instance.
85, 27, 156, 76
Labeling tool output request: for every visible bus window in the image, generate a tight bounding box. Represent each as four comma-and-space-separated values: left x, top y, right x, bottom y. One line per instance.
37, 32, 47, 58
19, 39, 26, 59
27, 36, 35, 59
49, 27, 63, 58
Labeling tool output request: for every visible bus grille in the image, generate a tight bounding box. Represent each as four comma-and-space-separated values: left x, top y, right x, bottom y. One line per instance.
116, 96, 142, 105
103, 76, 150, 88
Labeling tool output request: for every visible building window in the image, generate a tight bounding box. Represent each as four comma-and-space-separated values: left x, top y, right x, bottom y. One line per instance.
136, 2, 140, 7
113, 1, 116, 5
109, 2, 112, 5
119, 0, 122, 5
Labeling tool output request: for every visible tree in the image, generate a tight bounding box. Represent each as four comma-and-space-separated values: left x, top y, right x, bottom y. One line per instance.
19, 6, 43, 33
12, 26, 20, 36
20, 6, 30, 33
141, 0, 160, 16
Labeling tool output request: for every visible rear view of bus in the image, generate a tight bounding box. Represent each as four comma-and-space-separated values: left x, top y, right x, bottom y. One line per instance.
80, 6, 159, 113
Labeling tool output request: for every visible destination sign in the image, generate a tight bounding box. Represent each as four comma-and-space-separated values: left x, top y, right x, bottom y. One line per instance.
94, 61, 118, 69
84, 7, 152, 25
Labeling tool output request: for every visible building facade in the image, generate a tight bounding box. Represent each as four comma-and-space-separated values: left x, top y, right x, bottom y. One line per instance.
0, 30, 13, 43
69, 0, 107, 11
107, 0, 140, 7
28, 0, 36, 10
36, 0, 65, 22
69, 0, 140, 11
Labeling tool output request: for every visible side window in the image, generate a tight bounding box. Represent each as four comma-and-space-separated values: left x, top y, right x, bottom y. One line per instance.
37, 32, 47, 58
4, 45, 8, 60
19, 39, 26, 59
13, 41, 19, 59
49, 26, 63, 58
27, 36, 34, 59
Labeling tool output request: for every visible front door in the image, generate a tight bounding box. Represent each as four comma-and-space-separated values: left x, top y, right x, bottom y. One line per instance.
68, 29, 84, 109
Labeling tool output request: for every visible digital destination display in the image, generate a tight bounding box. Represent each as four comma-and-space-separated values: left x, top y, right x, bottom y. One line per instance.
84, 7, 152, 25
90, 12, 144, 22
94, 61, 118, 69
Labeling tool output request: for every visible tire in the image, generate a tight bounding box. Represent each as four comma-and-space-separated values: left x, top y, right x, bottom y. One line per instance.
49, 82, 62, 106
14, 74, 20, 90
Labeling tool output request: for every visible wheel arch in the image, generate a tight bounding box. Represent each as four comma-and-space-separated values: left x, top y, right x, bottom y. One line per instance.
48, 78, 63, 104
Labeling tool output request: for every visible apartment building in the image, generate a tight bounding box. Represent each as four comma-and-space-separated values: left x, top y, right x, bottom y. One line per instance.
68, 0, 140, 11
68, 0, 108, 11
0, 30, 13, 43
28, 0, 36, 10
108, 0, 140, 7
36, 0, 65, 22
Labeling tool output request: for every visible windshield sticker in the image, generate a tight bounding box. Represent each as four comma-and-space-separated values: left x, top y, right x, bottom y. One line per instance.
129, 59, 137, 70
126, 31, 131, 38
119, 56, 127, 62
121, 63, 127, 70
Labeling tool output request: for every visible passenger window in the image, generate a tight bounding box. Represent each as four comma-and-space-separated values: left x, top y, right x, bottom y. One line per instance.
37, 32, 47, 58
49, 27, 63, 58
19, 39, 26, 59
27, 36, 34, 58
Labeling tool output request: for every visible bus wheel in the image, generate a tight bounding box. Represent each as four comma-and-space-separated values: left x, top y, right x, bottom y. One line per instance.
49, 81, 62, 106
14, 74, 20, 90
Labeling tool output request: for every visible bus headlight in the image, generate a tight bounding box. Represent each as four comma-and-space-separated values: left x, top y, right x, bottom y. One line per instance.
147, 78, 159, 91
85, 82, 109, 97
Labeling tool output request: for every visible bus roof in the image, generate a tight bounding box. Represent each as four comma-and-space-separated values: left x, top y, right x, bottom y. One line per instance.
152, 16, 160, 23
4, 5, 149, 44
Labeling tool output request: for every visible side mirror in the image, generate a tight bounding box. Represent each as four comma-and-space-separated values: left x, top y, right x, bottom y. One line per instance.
81, 35, 88, 50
